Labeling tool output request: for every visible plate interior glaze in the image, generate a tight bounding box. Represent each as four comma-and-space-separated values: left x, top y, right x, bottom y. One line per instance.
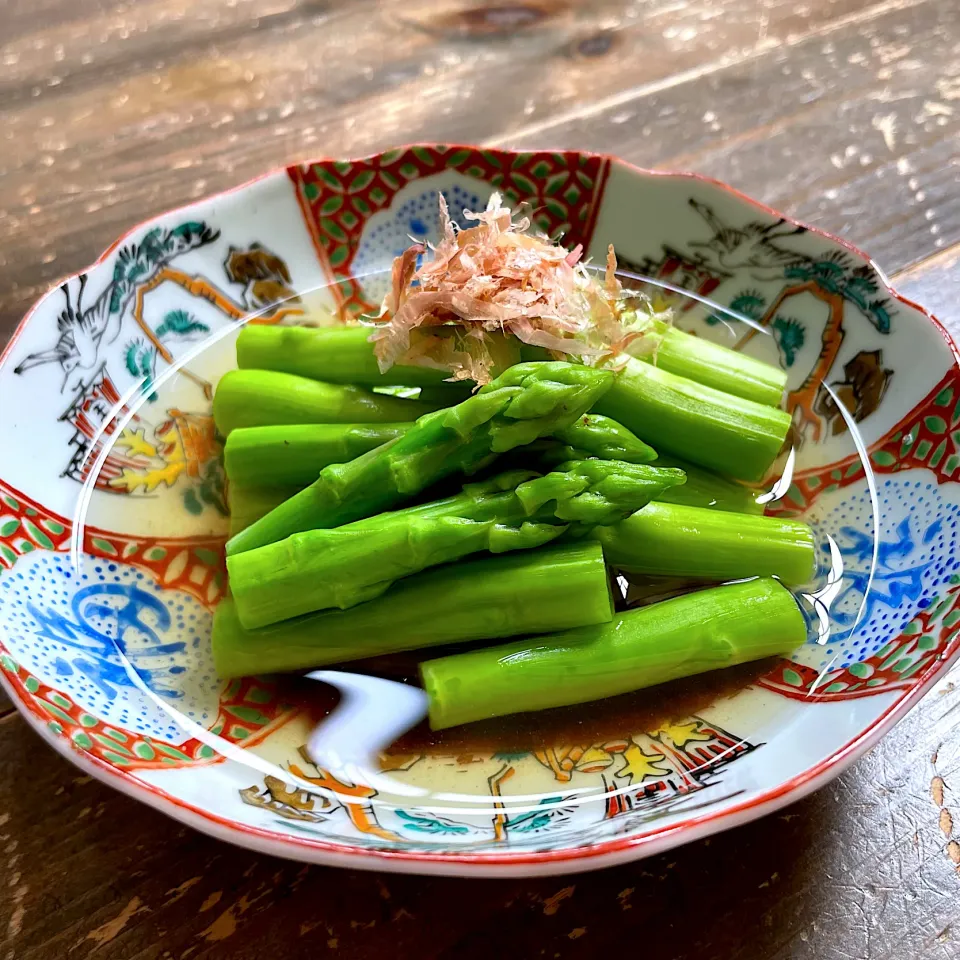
1, 146, 958, 876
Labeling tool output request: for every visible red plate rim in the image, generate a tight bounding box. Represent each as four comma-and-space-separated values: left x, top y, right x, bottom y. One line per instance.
1, 143, 957, 875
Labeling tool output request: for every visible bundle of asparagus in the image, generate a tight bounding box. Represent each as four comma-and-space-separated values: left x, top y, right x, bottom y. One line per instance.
225, 361, 615, 555
211, 196, 817, 730
212, 542, 614, 676
228, 459, 685, 629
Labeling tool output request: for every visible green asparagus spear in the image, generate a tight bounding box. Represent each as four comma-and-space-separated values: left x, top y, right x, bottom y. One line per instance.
468, 414, 658, 479
228, 484, 300, 536
222, 413, 661, 536
594, 356, 791, 482
553, 414, 657, 463
226, 421, 730, 540
228, 460, 684, 628
225, 362, 615, 555
593, 501, 816, 584
651, 453, 762, 514
212, 542, 613, 677
224, 423, 411, 487
529, 445, 762, 514
421, 577, 807, 729
213, 369, 441, 435
522, 318, 787, 407
235, 324, 521, 387
224, 448, 755, 540
630, 316, 787, 408
225, 414, 654, 494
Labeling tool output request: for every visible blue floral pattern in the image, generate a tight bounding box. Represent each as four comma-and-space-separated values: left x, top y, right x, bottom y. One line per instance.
0, 552, 220, 741
798, 472, 960, 669
351, 182, 485, 305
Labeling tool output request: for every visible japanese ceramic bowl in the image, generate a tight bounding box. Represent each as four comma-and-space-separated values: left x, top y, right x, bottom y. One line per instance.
1, 145, 957, 877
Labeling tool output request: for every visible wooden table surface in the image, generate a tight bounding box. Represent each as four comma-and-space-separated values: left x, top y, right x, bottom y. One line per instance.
1, 1, 959, 957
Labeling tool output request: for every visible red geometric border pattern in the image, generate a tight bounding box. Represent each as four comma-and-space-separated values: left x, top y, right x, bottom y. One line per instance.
759, 577, 960, 701
756, 366, 960, 702
0, 478, 300, 770
0, 479, 226, 607
0, 655, 297, 771
766, 366, 960, 518
288, 145, 611, 320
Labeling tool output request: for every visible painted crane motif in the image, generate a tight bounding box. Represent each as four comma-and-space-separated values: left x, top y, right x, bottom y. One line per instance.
687, 199, 893, 442
687, 198, 809, 279
15, 224, 306, 407
15, 222, 305, 507
14, 223, 220, 399
14, 274, 104, 396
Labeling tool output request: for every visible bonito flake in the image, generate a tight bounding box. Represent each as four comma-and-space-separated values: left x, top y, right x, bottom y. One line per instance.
367, 193, 666, 384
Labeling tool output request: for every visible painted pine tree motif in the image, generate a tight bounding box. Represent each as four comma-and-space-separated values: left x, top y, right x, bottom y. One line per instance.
620, 199, 897, 444
14, 223, 302, 511
732, 248, 894, 440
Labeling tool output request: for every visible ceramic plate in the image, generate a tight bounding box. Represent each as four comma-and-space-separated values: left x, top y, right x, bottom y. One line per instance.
1, 145, 957, 877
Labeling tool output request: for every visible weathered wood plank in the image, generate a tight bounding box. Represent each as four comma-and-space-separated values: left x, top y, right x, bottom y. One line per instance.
893, 244, 960, 336
0, 0, 957, 957
502, 0, 960, 278
0, 0, 908, 345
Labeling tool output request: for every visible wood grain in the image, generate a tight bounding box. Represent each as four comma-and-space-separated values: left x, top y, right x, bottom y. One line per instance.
0, 0, 929, 345
503, 0, 960, 277
1, 0, 959, 957
894, 245, 960, 326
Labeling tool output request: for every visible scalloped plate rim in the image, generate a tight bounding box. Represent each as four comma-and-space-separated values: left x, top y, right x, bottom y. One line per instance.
1, 142, 957, 877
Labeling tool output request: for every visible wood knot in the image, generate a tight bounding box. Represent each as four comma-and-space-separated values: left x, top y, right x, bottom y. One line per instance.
462, 4, 547, 32
439, 2, 564, 37
575, 30, 615, 58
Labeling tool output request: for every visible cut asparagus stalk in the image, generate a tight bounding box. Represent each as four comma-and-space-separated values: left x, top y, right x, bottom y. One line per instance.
421, 577, 807, 729
523, 318, 787, 408
227, 446, 758, 535
224, 423, 411, 487
594, 356, 791, 483
212, 542, 613, 677
632, 316, 787, 408
226, 426, 756, 537
225, 413, 654, 494
213, 369, 442, 435
525, 441, 762, 515
225, 362, 615, 555
228, 460, 684, 628
235, 324, 520, 387
652, 453, 763, 514
222, 413, 661, 536
593, 501, 816, 584
475, 416, 660, 481
228, 484, 300, 536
